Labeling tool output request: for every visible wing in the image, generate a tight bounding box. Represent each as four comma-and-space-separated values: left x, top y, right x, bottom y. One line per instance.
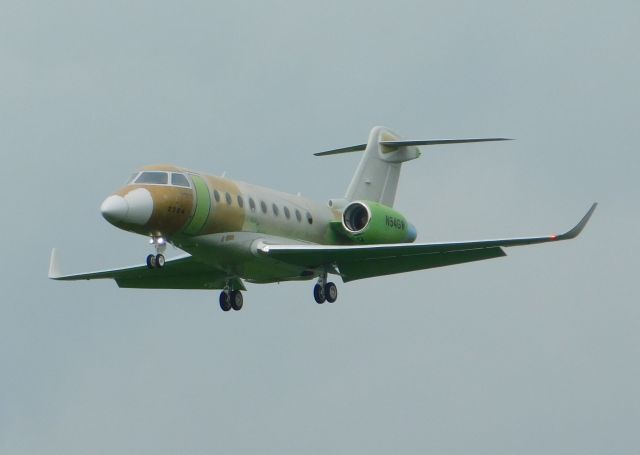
258, 203, 597, 282
48, 250, 245, 291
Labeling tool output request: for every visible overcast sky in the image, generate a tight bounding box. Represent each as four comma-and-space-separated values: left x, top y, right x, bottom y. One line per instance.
1, 1, 638, 453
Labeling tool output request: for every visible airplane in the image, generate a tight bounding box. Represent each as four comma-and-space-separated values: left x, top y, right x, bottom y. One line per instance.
49, 126, 597, 312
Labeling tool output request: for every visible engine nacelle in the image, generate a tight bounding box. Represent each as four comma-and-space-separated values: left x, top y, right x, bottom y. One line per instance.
341, 200, 417, 244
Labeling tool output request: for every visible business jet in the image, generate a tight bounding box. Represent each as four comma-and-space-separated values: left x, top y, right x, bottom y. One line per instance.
49, 126, 596, 311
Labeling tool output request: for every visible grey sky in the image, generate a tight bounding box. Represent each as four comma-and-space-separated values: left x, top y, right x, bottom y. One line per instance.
1, 1, 638, 453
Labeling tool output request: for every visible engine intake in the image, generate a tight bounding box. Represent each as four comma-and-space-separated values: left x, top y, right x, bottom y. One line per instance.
343, 202, 371, 233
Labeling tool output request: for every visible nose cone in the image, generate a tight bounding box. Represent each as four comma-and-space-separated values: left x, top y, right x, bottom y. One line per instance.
100, 188, 154, 226
101, 195, 128, 224
406, 222, 418, 243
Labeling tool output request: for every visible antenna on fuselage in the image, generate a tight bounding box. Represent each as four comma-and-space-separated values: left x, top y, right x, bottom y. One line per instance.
221, 171, 227, 178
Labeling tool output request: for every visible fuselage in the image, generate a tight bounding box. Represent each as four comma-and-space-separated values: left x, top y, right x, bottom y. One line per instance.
100, 165, 344, 283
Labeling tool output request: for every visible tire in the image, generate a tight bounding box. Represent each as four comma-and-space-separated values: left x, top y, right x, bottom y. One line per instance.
230, 290, 243, 311
155, 254, 165, 268
219, 292, 231, 311
146, 254, 156, 269
325, 282, 338, 303
313, 284, 326, 304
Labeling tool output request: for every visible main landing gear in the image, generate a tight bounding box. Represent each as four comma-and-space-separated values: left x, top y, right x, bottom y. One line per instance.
313, 272, 338, 304
219, 289, 243, 312
146, 235, 166, 269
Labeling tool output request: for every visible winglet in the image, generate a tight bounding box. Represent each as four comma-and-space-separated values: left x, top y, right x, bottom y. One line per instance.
48, 248, 62, 279
555, 203, 598, 240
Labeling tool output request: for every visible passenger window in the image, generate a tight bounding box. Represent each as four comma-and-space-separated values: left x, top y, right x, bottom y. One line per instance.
135, 172, 168, 185
260, 201, 267, 214
249, 198, 256, 212
225, 192, 232, 205
171, 173, 190, 187
295, 209, 302, 223
213, 190, 220, 203
284, 206, 291, 219
237, 195, 244, 208
306, 211, 313, 224
272, 204, 279, 216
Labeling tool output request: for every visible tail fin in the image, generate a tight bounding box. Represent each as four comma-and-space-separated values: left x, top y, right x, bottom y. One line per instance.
345, 127, 418, 207
316, 126, 511, 208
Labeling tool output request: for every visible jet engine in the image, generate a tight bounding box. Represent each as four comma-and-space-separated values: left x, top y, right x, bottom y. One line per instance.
341, 200, 417, 244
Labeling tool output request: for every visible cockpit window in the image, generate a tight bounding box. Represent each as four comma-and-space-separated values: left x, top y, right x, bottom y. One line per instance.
171, 173, 190, 187
135, 171, 168, 185
127, 172, 140, 184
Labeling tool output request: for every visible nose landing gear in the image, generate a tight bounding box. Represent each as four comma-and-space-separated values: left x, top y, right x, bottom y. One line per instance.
146, 253, 165, 269
146, 236, 167, 269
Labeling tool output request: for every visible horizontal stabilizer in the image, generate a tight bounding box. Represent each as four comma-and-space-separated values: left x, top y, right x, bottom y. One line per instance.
314, 144, 367, 156
379, 138, 512, 148
315, 137, 511, 156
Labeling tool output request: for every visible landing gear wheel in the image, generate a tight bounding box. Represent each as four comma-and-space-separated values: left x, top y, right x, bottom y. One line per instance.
155, 254, 165, 268
219, 292, 231, 312
325, 282, 338, 303
313, 284, 326, 304
230, 290, 243, 311
146, 254, 156, 269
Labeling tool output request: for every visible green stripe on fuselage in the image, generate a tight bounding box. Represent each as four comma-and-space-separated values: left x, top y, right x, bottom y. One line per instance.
183, 175, 211, 235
